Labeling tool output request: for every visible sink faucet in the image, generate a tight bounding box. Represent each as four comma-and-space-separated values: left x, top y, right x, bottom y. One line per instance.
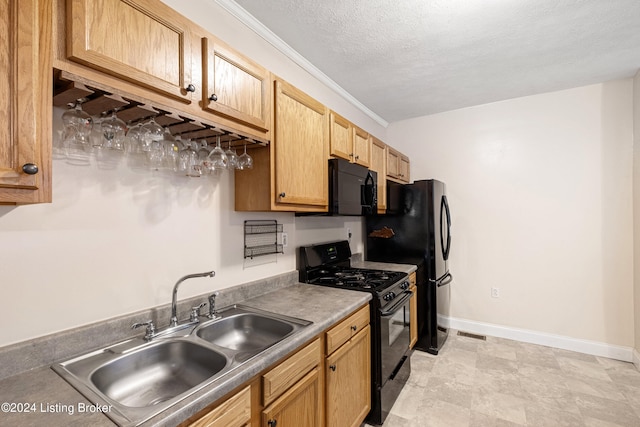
170, 271, 215, 327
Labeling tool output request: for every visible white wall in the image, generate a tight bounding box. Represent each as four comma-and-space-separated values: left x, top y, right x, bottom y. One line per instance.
0, 0, 370, 348
388, 80, 635, 347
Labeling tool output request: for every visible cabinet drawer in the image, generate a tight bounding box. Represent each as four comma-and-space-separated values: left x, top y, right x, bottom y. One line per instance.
188, 385, 251, 427
326, 305, 370, 355
262, 338, 321, 406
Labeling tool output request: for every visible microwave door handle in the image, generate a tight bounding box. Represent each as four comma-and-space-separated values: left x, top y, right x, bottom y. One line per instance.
380, 290, 413, 316
363, 172, 375, 209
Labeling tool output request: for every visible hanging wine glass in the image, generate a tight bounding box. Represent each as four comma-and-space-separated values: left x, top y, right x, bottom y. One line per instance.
140, 117, 164, 153
162, 128, 181, 173
206, 135, 228, 173
61, 100, 93, 144
237, 142, 253, 170
178, 139, 201, 177
62, 100, 93, 165
100, 110, 126, 151
224, 143, 239, 170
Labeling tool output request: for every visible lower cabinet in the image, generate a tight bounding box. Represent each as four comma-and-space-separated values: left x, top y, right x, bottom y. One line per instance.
262, 368, 320, 427
325, 325, 370, 427
324, 304, 371, 427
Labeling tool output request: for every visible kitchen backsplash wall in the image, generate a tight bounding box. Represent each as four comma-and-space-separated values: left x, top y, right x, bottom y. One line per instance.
388, 80, 635, 349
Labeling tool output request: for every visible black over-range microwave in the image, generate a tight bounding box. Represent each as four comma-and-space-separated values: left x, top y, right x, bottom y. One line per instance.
328, 158, 377, 215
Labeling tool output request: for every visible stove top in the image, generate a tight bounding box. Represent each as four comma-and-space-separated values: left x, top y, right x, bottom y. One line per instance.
306, 266, 407, 293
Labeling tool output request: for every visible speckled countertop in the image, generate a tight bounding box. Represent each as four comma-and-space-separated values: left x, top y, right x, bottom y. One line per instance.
0, 282, 370, 427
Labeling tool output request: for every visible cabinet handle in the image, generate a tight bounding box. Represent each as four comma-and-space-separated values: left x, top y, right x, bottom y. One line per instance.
351, 325, 357, 331
279, 192, 286, 198
355, 155, 359, 160
22, 163, 39, 175
268, 420, 277, 427
349, 153, 354, 158
208, 93, 218, 101
185, 84, 196, 92
329, 364, 336, 371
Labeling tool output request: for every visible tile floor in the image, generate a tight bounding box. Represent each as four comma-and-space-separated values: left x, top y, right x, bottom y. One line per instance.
368, 331, 640, 427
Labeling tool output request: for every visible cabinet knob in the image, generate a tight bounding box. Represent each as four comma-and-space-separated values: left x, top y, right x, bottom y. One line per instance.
22, 163, 38, 175
351, 325, 357, 331
208, 93, 218, 101
349, 153, 354, 158
355, 155, 359, 160
279, 192, 286, 198
329, 364, 336, 371
268, 420, 277, 427
185, 84, 196, 92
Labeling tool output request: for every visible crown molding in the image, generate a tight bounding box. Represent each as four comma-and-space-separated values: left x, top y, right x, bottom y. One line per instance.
215, 0, 389, 128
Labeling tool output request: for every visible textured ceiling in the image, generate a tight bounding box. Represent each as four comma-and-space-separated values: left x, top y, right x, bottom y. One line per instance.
226, 0, 640, 124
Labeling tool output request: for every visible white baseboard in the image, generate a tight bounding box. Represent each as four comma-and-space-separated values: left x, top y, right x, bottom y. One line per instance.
447, 316, 634, 362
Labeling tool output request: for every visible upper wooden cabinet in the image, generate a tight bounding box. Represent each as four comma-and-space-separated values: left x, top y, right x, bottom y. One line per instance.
0, 0, 52, 204
370, 137, 387, 213
201, 38, 270, 133
329, 111, 370, 167
273, 79, 329, 209
66, 0, 194, 104
387, 147, 410, 183
235, 77, 328, 212
352, 125, 371, 168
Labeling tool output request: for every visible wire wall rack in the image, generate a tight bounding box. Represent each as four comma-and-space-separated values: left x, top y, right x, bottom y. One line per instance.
244, 220, 284, 259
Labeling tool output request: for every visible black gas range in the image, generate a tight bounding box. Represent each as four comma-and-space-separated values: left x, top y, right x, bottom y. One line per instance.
299, 240, 412, 426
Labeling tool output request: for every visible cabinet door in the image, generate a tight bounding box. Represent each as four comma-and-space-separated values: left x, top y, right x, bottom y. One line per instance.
273, 79, 328, 209
0, 0, 51, 204
66, 0, 193, 103
329, 111, 352, 161
202, 38, 269, 132
352, 126, 371, 167
370, 137, 387, 212
399, 155, 410, 183
326, 326, 371, 427
262, 368, 320, 427
387, 148, 400, 179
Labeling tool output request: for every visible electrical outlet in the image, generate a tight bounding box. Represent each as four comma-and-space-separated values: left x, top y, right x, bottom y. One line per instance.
491, 287, 500, 298
282, 233, 288, 247
347, 227, 352, 241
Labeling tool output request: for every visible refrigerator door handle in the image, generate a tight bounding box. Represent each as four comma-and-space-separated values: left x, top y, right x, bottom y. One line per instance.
440, 195, 452, 261
435, 272, 453, 287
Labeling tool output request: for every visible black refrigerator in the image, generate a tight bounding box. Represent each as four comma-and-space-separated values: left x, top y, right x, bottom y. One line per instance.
366, 179, 452, 355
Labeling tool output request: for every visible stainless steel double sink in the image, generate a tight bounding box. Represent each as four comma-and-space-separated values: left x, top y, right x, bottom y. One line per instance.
52, 305, 312, 426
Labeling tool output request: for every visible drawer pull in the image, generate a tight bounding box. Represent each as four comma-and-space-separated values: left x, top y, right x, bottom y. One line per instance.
351, 325, 357, 331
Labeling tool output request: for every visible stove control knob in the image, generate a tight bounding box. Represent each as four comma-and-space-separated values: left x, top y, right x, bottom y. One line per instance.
391, 292, 396, 299
400, 281, 409, 290
383, 293, 391, 301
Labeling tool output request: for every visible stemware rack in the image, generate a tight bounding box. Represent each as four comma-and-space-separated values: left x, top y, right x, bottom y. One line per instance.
53, 70, 269, 149
244, 220, 284, 259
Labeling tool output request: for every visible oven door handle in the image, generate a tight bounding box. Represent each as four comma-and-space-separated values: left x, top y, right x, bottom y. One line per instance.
380, 291, 413, 317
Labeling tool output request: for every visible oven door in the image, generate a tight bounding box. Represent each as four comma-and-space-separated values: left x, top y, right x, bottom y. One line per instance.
379, 290, 412, 385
